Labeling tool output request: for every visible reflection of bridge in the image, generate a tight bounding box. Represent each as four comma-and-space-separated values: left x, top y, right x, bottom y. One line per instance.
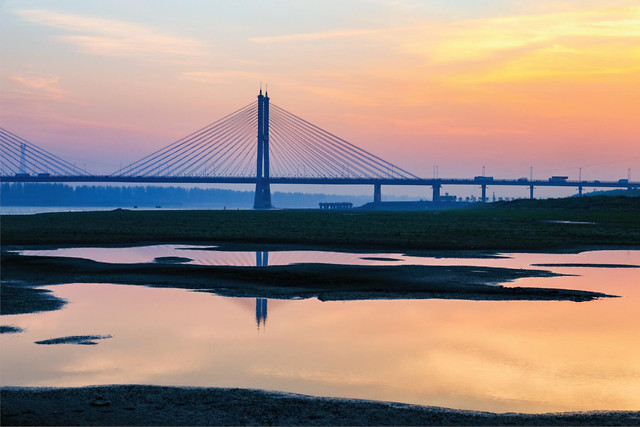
255, 251, 269, 330
1, 91, 638, 204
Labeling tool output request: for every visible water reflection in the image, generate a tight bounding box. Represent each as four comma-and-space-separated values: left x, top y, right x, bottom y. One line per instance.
256, 298, 268, 330
2, 251, 639, 413
256, 251, 269, 330
19, 246, 640, 272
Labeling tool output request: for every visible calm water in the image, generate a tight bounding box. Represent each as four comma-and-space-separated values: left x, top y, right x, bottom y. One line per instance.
1, 249, 639, 413
17, 244, 639, 269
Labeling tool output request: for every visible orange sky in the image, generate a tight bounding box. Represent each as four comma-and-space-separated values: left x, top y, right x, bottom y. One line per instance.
1, 0, 638, 188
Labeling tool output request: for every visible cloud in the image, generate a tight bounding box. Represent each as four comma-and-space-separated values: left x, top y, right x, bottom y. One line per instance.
249, 27, 402, 44
9, 75, 66, 96
249, 4, 640, 70
13, 9, 208, 58
180, 71, 263, 84
6, 75, 80, 104
404, 5, 640, 65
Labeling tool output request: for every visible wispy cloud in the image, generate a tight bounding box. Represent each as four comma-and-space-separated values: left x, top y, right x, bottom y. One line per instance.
404, 5, 640, 65
9, 75, 66, 96
249, 27, 402, 44
13, 9, 208, 58
180, 71, 263, 84
249, 4, 640, 70
6, 75, 80, 104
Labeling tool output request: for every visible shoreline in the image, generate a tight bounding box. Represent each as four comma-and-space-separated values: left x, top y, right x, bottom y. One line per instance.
1, 251, 614, 318
2, 201, 638, 425
2, 385, 639, 426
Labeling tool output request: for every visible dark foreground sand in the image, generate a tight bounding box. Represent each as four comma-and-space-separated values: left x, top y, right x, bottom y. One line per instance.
2, 386, 639, 426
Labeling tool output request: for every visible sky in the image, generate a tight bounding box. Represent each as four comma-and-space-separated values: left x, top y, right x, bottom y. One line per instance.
1, 0, 639, 197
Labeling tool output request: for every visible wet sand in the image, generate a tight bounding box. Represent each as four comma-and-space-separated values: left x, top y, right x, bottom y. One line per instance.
2, 386, 639, 426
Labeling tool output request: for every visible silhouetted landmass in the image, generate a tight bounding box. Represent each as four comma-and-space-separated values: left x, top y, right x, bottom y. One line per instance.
2, 386, 639, 426
153, 256, 193, 264
0, 282, 66, 315
3, 252, 612, 305
495, 195, 640, 211
34, 335, 112, 345
582, 188, 640, 198
2, 196, 639, 249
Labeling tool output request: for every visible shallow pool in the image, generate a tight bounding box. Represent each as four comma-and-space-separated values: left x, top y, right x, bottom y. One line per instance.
2, 250, 639, 413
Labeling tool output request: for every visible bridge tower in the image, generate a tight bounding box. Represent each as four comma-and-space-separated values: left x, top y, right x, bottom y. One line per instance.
254, 90, 272, 209
19, 143, 27, 174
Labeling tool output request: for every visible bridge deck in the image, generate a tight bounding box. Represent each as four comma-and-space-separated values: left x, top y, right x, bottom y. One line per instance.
2, 175, 638, 189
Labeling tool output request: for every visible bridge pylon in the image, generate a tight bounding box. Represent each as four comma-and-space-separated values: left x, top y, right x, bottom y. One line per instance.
254, 90, 272, 209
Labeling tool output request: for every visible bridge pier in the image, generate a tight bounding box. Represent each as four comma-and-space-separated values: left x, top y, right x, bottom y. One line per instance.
529, 185, 534, 200
374, 184, 382, 204
432, 183, 441, 203
578, 185, 583, 196
481, 184, 487, 203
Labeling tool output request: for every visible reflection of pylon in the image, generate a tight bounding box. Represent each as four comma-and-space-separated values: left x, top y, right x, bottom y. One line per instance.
256, 298, 268, 330
255, 251, 269, 267
256, 251, 269, 330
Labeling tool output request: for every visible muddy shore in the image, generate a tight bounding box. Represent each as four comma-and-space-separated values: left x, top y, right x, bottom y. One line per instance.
1, 250, 614, 319
2, 201, 637, 426
2, 386, 639, 426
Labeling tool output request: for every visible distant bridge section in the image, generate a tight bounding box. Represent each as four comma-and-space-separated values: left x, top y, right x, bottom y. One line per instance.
3, 174, 637, 201
0, 127, 88, 178
1, 92, 638, 206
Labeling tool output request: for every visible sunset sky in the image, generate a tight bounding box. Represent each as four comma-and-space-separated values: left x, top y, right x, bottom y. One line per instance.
1, 0, 639, 196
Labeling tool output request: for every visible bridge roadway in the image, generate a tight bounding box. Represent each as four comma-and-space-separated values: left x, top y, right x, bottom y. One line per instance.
2, 175, 638, 202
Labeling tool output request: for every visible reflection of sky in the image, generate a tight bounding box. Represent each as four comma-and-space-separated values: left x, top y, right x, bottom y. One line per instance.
20, 245, 640, 272
1, 251, 639, 413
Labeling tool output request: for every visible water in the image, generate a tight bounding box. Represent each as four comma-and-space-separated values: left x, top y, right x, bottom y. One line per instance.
0, 206, 238, 215
0, 206, 127, 215
1, 249, 639, 413
18, 244, 639, 270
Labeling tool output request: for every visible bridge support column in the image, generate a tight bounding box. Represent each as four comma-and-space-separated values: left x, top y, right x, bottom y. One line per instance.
254, 90, 272, 209
529, 185, 534, 200
481, 184, 487, 203
578, 185, 583, 196
432, 183, 441, 203
374, 184, 382, 204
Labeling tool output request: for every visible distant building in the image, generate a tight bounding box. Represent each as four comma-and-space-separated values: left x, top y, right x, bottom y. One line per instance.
319, 202, 353, 210
441, 192, 457, 202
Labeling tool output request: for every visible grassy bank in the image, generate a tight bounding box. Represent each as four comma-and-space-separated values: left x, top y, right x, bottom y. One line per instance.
2, 386, 639, 426
1, 196, 639, 250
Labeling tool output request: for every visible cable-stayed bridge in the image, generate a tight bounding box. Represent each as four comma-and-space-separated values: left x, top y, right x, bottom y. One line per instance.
1, 91, 638, 207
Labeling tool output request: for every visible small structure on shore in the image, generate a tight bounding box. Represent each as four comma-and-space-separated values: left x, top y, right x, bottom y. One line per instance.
319, 202, 353, 210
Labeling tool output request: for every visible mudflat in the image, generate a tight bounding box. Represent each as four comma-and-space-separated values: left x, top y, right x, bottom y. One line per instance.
2, 198, 638, 426
1, 252, 613, 318
3, 386, 639, 426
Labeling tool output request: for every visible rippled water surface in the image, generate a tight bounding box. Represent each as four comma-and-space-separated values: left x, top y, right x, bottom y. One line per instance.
2, 249, 639, 413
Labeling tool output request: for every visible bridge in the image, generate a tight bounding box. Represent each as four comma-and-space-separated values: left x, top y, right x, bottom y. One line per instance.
1, 91, 638, 206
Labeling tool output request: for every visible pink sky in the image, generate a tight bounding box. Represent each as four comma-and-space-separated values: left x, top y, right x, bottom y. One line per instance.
1, 0, 639, 191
